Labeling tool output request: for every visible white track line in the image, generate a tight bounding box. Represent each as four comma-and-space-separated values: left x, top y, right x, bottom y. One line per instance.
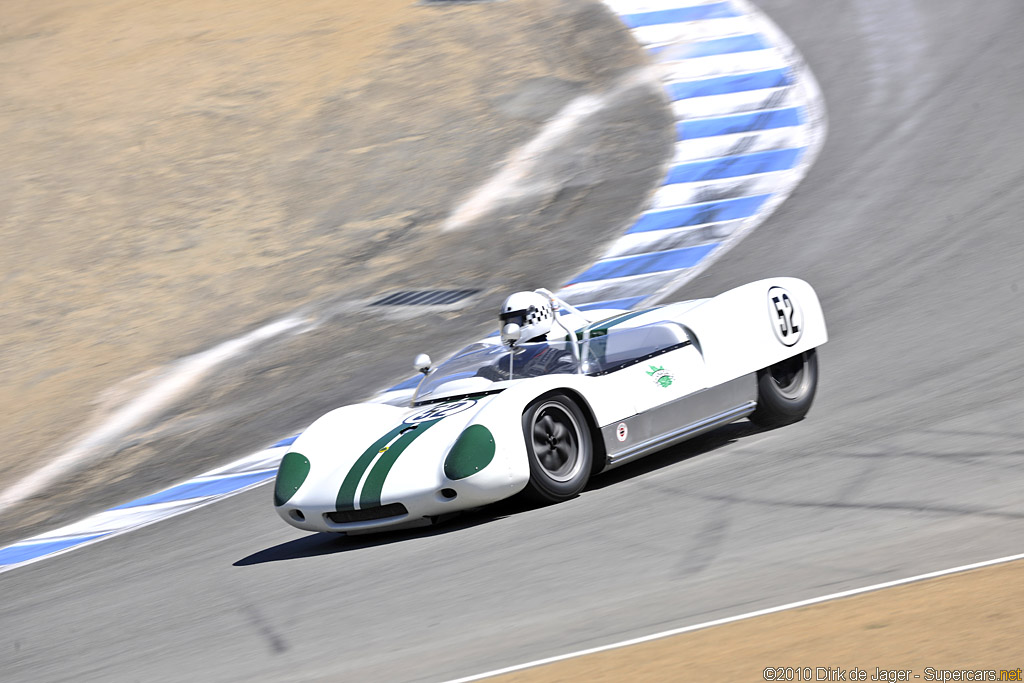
671, 85, 792, 118
660, 49, 788, 81
632, 16, 756, 45
673, 125, 807, 161
604, 218, 742, 257
445, 551, 1024, 682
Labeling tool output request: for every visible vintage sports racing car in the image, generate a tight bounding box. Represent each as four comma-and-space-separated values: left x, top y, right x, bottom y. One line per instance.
274, 278, 827, 534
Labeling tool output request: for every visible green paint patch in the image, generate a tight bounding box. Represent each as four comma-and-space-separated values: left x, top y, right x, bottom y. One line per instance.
647, 364, 674, 388
336, 424, 407, 511
274, 452, 311, 506
358, 418, 444, 508
335, 397, 484, 511
444, 424, 496, 480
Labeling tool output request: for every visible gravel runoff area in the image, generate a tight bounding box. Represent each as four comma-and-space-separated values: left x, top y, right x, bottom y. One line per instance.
0, 0, 670, 543
493, 559, 1024, 682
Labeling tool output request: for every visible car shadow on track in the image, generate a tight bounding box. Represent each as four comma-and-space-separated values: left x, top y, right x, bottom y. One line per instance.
585, 419, 770, 491
234, 419, 776, 566
232, 501, 527, 566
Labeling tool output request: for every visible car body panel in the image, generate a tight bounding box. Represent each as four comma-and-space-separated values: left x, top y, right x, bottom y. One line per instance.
275, 278, 827, 534
601, 373, 757, 467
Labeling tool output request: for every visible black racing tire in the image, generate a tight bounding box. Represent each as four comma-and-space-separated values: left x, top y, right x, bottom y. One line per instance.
749, 348, 819, 428
520, 393, 593, 503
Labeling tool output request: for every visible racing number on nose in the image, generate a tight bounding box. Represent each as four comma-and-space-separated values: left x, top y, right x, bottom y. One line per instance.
767, 286, 802, 346
404, 398, 476, 424
774, 294, 797, 337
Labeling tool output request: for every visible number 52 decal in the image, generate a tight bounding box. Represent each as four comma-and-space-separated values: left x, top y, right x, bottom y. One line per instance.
404, 398, 478, 424
767, 286, 803, 347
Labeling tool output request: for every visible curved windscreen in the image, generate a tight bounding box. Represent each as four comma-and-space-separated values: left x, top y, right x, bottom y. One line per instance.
579, 321, 691, 375
414, 341, 579, 403
413, 321, 690, 403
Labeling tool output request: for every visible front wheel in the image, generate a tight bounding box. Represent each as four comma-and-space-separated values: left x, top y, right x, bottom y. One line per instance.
521, 394, 592, 503
749, 348, 819, 428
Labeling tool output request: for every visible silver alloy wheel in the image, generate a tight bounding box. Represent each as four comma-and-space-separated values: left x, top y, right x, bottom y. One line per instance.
530, 401, 584, 483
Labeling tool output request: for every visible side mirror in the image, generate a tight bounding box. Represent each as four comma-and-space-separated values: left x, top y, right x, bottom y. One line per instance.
501, 323, 521, 346
413, 353, 432, 374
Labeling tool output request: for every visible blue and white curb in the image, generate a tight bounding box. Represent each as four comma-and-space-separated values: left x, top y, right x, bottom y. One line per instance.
558, 0, 826, 307
0, 0, 825, 574
0, 437, 296, 572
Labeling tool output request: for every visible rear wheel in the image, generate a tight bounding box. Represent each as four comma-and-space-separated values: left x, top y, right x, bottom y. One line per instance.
521, 394, 592, 503
749, 349, 818, 428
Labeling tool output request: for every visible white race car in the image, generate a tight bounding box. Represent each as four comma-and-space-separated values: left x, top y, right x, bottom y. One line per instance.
274, 278, 826, 534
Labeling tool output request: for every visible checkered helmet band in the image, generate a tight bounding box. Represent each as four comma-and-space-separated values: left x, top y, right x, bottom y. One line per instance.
499, 291, 554, 341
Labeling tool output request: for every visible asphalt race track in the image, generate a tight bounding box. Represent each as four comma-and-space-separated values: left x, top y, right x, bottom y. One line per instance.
3, 1, 1024, 681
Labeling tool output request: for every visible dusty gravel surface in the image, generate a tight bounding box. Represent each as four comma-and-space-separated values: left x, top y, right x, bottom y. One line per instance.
0, 0, 670, 543
496, 559, 1024, 682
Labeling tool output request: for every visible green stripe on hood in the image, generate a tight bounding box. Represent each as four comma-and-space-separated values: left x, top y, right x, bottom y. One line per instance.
358, 418, 445, 509
336, 398, 482, 511
336, 424, 408, 512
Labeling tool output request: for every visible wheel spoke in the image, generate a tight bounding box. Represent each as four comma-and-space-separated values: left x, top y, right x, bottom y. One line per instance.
550, 421, 570, 442
532, 422, 549, 444
541, 448, 561, 470
527, 399, 590, 485
538, 414, 556, 434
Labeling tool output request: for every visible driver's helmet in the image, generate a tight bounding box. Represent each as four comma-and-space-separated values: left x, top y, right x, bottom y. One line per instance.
499, 291, 554, 343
